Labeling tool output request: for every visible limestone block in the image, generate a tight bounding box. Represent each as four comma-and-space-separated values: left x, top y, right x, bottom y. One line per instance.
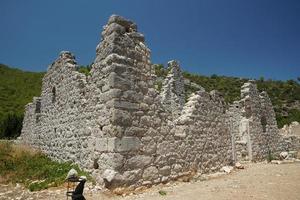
108, 15, 135, 29
174, 126, 187, 138
100, 89, 122, 102
161, 176, 169, 182
113, 100, 139, 110
128, 32, 145, 42
142, 166, 158, 181
103, 169, 118, 183
139, 103, 149, 111
107, 137, 140, 152
123, 90, 143, 102
108, 72, 131, 90
172, 164, 182, 173
124, 127, 146, 137
126, 155, 153, 169
95, 138, 108, 152
99, 153, 124, 170
159, 166, 171, 176
111, 109, 131, 126
121, 169, 142, 185
177, 115, 193, 125
140, 116, 152, 127
103, 23, 126, 36
141, 136, 157, 154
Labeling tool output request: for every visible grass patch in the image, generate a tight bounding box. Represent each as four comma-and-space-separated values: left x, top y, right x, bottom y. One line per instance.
267, 149, 275, 162
0, 141, 93, 191
158, 190, 167, 196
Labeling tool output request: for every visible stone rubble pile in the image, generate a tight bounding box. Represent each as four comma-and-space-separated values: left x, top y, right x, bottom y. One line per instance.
280, 121, 300, 136
20, 15, 300, 190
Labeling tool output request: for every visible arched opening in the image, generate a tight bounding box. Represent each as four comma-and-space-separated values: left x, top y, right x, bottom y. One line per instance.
52, 87, 56, 103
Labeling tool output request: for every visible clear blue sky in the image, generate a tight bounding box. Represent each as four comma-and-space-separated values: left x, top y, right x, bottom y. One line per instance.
1, 0, 300, 80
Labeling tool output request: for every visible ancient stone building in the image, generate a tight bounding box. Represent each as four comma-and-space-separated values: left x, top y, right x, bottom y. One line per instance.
20, 15, 300, 189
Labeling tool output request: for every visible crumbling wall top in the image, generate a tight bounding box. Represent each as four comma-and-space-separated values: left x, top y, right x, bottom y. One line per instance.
160, 60, 185, 117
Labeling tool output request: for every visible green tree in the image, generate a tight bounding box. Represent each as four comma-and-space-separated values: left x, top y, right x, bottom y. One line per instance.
0, 113, 23, 139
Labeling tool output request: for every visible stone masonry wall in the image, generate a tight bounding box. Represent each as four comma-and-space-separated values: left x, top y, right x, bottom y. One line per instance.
227, 81, 299, 162
20, 15, 299, 190
160, 60, 185, 117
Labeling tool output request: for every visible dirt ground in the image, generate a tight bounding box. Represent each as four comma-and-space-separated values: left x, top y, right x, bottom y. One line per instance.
1, 162, 300, 200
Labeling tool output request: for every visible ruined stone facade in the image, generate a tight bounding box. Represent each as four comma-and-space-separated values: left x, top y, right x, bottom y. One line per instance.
20, 15, 300, 189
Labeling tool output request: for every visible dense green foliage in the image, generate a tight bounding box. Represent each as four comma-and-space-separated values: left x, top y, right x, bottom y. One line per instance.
154, 65, 300, 128
0, 113, 23, 139
0, 64, 44, 138
0, 141, 92, 191
76, 64, 92, 76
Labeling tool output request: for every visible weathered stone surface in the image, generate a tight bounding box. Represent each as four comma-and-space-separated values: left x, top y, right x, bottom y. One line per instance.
98, 153, 124, 170
159, 166, 171, 176
94, 138, 108, 152
221, 166, 233, 173
102, 169, 117, 183
160, 60, 185, 117
107, 137, 141, 152
111, 109, 132, 126
142, 166, 159, 181
126, 155, 152, 169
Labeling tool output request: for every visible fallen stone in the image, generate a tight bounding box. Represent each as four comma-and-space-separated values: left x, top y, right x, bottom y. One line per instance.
221, 166, 234, 173
271, 160, 282, 164
207, 172, 227, 179
103, 169, 118, 183
235, 162, 245, 169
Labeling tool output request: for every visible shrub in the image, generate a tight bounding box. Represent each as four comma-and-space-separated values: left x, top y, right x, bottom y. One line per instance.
76, 65, 92, 76
158, 190, 167, 196
0, 113, 23, 139
267, 149, 274, 162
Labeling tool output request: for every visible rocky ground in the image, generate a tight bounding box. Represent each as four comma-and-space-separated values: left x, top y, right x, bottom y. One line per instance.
0, 162, 299, 200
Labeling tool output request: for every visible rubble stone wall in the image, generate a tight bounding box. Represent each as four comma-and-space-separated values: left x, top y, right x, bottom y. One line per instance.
20, 15, 299, 189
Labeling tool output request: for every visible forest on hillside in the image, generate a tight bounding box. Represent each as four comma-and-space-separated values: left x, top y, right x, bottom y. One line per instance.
0, 63, 299, 139
0, 64, 44, 138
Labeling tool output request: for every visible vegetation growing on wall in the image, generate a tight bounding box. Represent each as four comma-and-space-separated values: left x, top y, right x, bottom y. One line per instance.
76, 64, 92, 76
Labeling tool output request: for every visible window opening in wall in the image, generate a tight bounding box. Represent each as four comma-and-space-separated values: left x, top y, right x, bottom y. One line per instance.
52, 87, 56, 103
261, 116, 267, 132
93, 159, 99, 169
35, 101, 41, 113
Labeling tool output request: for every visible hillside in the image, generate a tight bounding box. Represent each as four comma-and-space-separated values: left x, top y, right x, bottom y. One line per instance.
0, 64, 44, 138
0, 64, 299, 138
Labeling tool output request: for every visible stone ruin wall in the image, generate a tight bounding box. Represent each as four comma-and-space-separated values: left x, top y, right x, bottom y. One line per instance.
20, 15, 300, 189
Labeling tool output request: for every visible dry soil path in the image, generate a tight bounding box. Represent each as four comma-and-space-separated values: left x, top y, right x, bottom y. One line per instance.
1, 162, 299, 200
